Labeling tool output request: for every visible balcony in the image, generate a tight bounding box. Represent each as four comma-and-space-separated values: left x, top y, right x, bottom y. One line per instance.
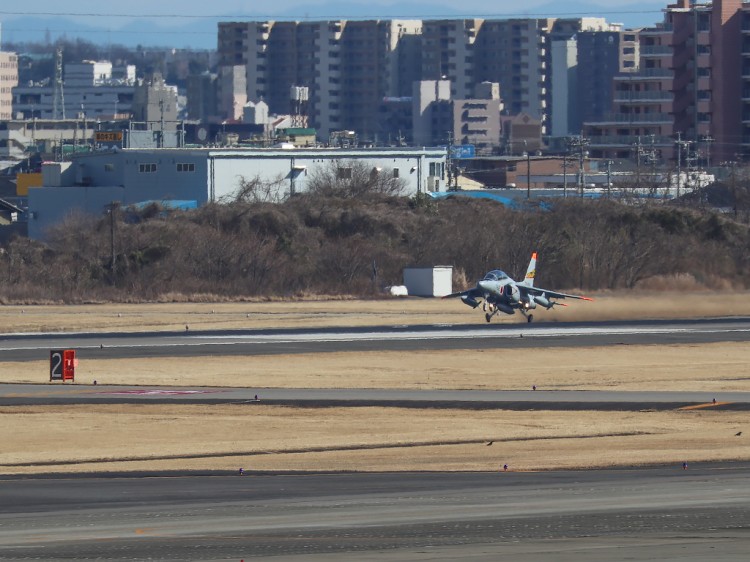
640, 45, 672, 57
586, 135, 673, 147
613, 90, 673, 102
615, 68, 674, 81
640, 24, 673, 35
596, 113, 672, 124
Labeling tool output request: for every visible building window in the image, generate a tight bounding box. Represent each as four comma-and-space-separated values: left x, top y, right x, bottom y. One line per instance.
104, 163, 115, 172
392, 168, 400, 178
177, 163, 195, 172
337, 167, 352, 179
139, 163, 157, 173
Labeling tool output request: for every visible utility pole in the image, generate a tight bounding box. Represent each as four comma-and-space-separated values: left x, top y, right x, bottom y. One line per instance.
606, 160, 613, 198
567, 135, 589, 198
701, 134, 714, 169
674, 133, 692, 199
562, 154, 569, 198
634, 136, 642, 191
524, 140, 531, 199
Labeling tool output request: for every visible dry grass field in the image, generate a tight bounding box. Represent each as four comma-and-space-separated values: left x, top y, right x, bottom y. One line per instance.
0, 405, 745, 475
1, 292, 750, 475
1, 290, 750, 334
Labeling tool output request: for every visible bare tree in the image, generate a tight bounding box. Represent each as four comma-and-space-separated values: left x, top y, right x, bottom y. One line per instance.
307, 159, 406, 198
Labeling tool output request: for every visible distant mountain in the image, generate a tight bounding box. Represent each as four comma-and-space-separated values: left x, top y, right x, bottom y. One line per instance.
1, 2, 666, 50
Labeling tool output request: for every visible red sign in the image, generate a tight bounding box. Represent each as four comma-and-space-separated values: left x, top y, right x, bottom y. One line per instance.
50, 349, 76, 382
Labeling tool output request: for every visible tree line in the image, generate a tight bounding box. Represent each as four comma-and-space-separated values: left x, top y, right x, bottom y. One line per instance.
1, 191, 749, 304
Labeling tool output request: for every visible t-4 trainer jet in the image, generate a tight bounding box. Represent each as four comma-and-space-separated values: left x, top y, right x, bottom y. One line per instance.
444, 253, 592, 323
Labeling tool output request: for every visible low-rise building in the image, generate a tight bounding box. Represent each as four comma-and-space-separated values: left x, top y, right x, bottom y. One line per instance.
27, 146, 447, 239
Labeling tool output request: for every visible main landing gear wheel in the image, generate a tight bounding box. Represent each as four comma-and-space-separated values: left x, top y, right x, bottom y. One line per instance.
485, 313, 492, 323
527, 314, 534, 323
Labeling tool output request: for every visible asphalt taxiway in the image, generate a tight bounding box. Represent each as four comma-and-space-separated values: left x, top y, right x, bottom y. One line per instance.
1, 466, 749, 560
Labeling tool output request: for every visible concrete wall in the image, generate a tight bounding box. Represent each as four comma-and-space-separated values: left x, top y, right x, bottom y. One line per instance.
28, 185, 125, 240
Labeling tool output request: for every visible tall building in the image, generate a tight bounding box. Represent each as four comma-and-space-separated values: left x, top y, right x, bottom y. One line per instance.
218, 20, 422, 139
421, 19, 481, 99
217, 65, 247, 121
131, 73, 178, 129
0, 51, 18, 121
585, 0, 745, 163
13, 60, 135, 120
216, 16, 620, 144
576, 29, 640, 129
186, 72, 218, 121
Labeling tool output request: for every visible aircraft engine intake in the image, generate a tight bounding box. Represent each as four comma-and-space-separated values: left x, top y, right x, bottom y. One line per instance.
504, 284, 521, 303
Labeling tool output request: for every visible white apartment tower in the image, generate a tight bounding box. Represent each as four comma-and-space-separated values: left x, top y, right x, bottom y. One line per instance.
0, 51, 18, 121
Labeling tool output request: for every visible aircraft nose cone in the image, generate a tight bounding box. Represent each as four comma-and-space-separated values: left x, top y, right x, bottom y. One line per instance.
477, 280, 493, 293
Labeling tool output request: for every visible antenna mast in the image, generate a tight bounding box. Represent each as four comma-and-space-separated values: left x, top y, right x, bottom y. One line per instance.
53, 47, 65, 120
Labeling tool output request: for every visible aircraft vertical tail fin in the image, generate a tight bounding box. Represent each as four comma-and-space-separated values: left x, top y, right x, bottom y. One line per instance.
523, 252, 537, 287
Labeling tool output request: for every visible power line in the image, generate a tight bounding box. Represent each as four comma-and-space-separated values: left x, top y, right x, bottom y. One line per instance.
4, 27, 217, 36
0, 9, 666, 20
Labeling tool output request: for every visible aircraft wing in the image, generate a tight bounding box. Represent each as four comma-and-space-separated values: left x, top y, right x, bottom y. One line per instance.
443, 287, 483, 300
523, 286, 593, 301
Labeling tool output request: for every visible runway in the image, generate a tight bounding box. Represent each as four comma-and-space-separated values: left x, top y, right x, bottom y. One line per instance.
3, 317, 750, 559
2, 317, 750, 361
1, 466, 749, 560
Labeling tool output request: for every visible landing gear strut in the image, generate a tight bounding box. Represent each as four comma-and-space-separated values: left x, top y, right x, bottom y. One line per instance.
527, 314, 534, 323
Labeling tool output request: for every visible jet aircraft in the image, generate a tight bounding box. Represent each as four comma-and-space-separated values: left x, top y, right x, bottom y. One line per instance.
445, 253, 592, 323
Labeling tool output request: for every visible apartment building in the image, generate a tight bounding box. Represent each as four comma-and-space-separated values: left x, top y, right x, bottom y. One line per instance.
585, 0, 744, 163
412, 80, 505, 151
577, 30, 640, 126
217, 20, 422, 139
421, 19, 481, 99
0, 51, 18, 121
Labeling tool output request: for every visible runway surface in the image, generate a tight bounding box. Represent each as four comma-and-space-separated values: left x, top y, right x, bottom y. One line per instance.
2, 317, 750, 361
1, 466, 749, 560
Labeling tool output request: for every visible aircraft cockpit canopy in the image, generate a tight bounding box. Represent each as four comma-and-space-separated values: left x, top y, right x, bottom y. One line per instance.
483, 270, 509, 281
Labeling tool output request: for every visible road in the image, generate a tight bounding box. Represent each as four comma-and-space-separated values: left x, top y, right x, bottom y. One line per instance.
2, 317, 750, 361
1, 467, 749, 560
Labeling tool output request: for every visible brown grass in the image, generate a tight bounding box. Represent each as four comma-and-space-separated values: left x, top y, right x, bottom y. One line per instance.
3, 342, 749, 393
0, 405, 745, 475
2, 291, 750, 334
2, 294, 750, 475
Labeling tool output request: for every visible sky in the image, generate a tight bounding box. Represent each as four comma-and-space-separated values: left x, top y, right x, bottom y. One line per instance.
1, 0, 672, 48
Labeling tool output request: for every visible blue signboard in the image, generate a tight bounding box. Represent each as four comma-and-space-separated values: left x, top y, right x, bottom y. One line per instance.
449, 145, 476, 159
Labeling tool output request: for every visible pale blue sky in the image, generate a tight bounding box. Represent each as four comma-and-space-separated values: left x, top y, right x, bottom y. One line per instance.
5, 0, 669, 24
1, 0, 671, 47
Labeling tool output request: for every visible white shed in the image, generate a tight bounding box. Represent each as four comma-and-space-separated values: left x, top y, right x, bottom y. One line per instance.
403, 266, 453, 297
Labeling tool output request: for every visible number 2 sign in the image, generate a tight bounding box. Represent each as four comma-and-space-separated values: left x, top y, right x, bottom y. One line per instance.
50, 350, 76, 382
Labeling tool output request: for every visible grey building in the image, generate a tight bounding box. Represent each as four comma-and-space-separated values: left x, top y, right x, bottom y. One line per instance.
13, 60, 135, 120
412, 80, 503, 152
131, 73, 178, 129
218, 20, 423, 139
